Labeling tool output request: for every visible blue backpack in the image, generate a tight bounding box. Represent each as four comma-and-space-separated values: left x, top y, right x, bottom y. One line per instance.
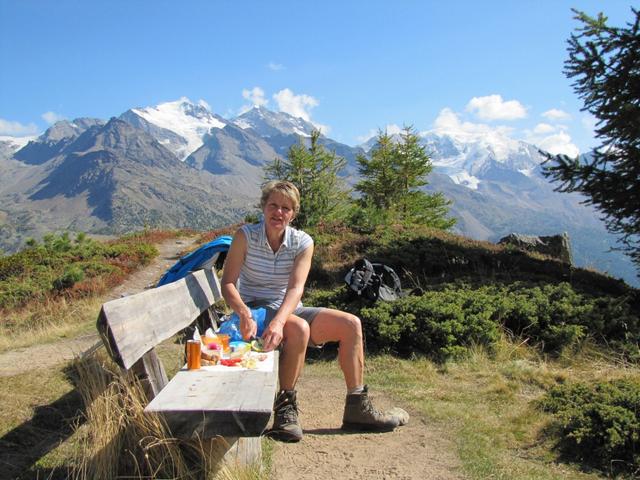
156, 235, 232, 287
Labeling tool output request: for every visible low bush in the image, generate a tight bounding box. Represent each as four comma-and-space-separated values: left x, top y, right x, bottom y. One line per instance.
538, 379, 640, 476
0, 232, 160, 311
493, 282, 640, 358
53, 265, 85, 290
358, 288, 501, 361
305, 280, 640, 361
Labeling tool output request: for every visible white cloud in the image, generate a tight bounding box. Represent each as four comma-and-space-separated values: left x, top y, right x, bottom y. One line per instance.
536, 131, 580, 157
267, 62, 284, 71
533, 123, 555, 134
41, 111, 66, 124
272, 88, 330, 134
242, 87, 268, 107
273, 88, 318, 121
431, 108, 514, 138
384, 124, 403, 135
197, 99, 211, 111
0, 118, 39, 136
430, 108, 522, 160
465, 94, 527, 121
238, 86, 269, 114
356, 124, 403, 143
432, 108, 580, 158
524, 123, 580, 157
542, 108, 571, 121
311, 121, 330, 136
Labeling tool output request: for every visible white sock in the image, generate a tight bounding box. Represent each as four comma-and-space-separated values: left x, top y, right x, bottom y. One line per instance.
348, 385, 365, 395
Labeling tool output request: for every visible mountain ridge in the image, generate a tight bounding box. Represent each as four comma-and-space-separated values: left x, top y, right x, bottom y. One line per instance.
0, 98, 636, 286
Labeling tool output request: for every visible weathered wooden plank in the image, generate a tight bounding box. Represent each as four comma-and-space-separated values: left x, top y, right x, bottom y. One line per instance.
198, 436, 262, 471
157, 408, 272, 438
221, 437, 262, 467
131, 349, 169, 401
145, 353, 279, 438
97, 268, 222, 369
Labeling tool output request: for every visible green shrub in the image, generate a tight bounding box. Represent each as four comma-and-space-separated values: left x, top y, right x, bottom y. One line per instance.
304, 280, 640, 361
77, 260, 118, 277
0, 280, 40, 309
0, 232, 160, 311
538, 379, 640, 475
53, 265, 85, 290
308, 226, 640, 359
496, 283, 591, 353
358, 288, 501, 361
493, 282, 640, 358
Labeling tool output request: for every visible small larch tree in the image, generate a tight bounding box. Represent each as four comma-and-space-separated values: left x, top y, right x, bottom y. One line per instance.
355, 126, 455, 229
264, 130, 350, 229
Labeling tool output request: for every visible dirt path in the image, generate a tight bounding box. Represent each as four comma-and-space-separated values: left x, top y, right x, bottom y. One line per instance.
0, 236, 200, 377
270, 374, 463, 480
0, 235, 464, 479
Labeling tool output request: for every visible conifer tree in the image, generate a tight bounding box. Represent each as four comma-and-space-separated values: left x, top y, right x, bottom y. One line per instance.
265, 130, 349, 229
355, 126, 455, 229
354, 131, 397, 210
544, 8, 640, 270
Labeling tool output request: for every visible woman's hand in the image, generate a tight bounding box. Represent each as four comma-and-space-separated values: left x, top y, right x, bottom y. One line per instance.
261, 319, 284, 352
239, 307, 257, 341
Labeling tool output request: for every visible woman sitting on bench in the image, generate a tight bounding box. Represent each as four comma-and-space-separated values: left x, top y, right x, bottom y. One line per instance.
221, 180, 408, 442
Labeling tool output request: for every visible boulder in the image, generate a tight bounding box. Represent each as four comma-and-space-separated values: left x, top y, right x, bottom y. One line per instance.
498, 232, 573, 265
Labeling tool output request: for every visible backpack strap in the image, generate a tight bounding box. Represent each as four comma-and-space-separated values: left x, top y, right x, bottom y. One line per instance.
372, 263, 404, 301
346, 258, 376, 295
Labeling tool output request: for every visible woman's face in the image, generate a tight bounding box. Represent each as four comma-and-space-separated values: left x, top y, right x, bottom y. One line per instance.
263, 191, 295, 231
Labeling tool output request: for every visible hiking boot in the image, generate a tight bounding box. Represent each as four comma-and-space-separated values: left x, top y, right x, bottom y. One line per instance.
268, 389, 303, 442
388, 406, 410, 426
341, 385, 408, 432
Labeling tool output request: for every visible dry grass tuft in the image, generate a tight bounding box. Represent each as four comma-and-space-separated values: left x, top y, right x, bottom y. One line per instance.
70, 350, 265, 479
71, 350, 198, 479
0, 296, 102, 352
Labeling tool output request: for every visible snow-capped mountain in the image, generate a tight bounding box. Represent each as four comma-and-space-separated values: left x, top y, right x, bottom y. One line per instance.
362, 129, 544, 190
231, 106, 364, 178
121, 97, 227, 160
0, 135, 36, 154
2, 99, 637, 286
421, 132, 543, 190
14, 118, 104, 165
233, 106, 317, 138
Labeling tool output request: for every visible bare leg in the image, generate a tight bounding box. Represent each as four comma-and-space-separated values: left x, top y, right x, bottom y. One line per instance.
309, 309, 364, 390
278, 315, 310, 390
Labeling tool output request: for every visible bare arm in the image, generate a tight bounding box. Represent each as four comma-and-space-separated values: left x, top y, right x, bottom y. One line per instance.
220, 229, 256, 340
261, 242, 314, 351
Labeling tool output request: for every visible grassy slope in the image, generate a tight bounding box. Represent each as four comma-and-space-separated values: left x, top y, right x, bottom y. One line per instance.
305, 222, 640, 478
0, 224, 638, 479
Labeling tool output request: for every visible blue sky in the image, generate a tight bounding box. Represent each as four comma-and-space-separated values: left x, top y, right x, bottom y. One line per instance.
0, 0, 636, 153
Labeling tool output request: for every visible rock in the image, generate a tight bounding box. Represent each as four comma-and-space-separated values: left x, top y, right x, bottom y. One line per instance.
498, 232, 573, 265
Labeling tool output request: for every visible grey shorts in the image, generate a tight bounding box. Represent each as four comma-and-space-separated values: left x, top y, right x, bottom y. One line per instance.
251, 304, 324, 325
246, 301, 325, 346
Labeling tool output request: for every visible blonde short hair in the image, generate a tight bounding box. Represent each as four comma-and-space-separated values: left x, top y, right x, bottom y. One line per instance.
260, 180, 301, 214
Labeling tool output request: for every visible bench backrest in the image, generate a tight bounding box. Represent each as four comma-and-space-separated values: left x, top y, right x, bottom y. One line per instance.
97, 268, 223, 394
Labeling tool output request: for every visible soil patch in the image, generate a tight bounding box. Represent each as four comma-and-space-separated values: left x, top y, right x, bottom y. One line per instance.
270, 373, 463, 480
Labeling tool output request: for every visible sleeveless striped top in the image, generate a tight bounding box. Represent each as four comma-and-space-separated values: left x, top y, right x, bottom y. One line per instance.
238, 221, 313, 309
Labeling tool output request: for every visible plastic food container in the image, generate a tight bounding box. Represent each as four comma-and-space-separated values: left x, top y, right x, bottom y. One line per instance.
227, 341, 251, 358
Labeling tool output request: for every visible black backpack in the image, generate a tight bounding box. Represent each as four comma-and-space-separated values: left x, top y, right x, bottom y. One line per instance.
345, 258, 404, 302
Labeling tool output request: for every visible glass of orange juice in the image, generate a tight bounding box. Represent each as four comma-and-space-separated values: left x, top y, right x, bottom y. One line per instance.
216, 334, 231, 353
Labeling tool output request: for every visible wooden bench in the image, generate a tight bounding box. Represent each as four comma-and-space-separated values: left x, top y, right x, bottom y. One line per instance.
96, 267, 279, 468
